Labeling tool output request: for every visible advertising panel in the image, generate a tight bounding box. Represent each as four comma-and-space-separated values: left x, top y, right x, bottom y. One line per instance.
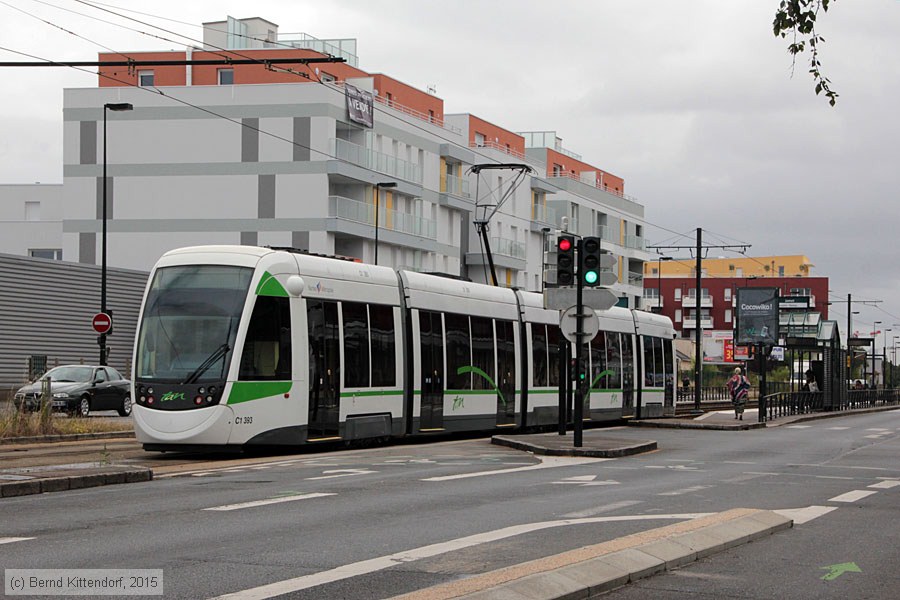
736, 287, 779, 346
702, 330, 737, 364
345, 83, 374, 128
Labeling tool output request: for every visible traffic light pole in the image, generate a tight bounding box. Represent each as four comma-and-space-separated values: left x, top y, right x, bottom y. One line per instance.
574, 238, 585, 447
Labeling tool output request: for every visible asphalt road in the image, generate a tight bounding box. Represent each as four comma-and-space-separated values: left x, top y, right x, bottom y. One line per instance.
1, 409, 899, 599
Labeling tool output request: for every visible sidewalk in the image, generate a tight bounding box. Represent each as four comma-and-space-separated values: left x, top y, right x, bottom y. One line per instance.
493, 430, 656, 457
0, 462, 152, 498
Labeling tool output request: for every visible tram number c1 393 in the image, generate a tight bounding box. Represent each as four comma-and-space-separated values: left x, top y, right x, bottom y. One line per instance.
235, 416, 254, 425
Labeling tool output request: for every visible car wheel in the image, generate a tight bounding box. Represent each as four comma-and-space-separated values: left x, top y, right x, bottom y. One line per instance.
77, 396, 91, 418
118, 395, 132, 417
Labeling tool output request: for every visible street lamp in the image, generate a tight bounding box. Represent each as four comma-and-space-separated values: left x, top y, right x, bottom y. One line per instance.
373, 182, 397, 265
100, 102, 133, 366
656, 256, 673, 314
873, 321, 882, 388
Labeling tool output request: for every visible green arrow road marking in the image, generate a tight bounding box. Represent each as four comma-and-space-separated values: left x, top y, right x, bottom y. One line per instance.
820, 562, 861, 581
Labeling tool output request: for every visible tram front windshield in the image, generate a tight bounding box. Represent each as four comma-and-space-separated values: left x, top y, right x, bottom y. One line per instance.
136, 265, 252, 383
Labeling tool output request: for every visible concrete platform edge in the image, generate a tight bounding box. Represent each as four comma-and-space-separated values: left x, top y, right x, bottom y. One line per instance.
0, 468, 153, 498
0, 430, 136, 446
491, 436, 657, 458
390, 508, 793, 600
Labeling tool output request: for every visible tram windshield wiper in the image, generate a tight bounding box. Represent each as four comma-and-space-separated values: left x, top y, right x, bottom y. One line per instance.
182, 343, 230, 385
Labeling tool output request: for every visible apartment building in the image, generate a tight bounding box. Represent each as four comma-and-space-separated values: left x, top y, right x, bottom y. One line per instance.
4, 16, 652, 305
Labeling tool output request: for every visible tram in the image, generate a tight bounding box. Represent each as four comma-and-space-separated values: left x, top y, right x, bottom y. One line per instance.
131, 246, 675, 450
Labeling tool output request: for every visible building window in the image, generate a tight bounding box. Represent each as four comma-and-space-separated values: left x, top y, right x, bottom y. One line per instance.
428, 109, 435, 123
319, 71, 336, 83
675, 309, 682, 322
735, 268, 743, 277
674, 288, 682, 301
474, 132, 485, 147
778, 266, 785, 276
725, 309, 732, 323
138, 70, 154, 87
724, 288, 732, 301
218, 69, 234, 85
25, 201, 40, 221
29, 249, 62, 260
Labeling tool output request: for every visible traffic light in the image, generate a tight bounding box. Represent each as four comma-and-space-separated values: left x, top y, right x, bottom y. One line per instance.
557, 235, 575, 286
581, 236, 602, 286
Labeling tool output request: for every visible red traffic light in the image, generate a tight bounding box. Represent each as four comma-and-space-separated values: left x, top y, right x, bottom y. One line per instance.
558, 238, 572, 252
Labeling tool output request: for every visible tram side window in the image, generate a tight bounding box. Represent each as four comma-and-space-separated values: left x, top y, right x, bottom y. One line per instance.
342, 301, 370, 388
239, 296, 291, 380
606, 332, 622, 389
308, 300, 340, 396
547, 325, 561, 387
643, 335, 655, 387
470, 316, 495, 390
446, 313, 471, 390
370, 304, 396, 387
590, 331, 607, 389
532, 324, 548, 387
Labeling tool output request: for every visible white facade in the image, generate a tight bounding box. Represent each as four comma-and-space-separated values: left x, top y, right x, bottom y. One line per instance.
2, 75, 651, 306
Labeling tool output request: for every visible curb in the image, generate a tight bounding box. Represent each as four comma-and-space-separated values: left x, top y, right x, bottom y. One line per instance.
391, 508, 792, 600
0, 431, 135, 446
629, 420, 764, 431
764, 404, 900, 427
0, 468, 152, 498
492, 436, 657, 458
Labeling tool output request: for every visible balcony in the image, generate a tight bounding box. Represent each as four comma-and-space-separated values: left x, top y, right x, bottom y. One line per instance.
329, 195, 436, 239
683, 317, 714, 329
532, 203, 558, 227
331, 138, 423, 184
683, 295, 714, 308
624, 234, 645, 251
440, 174, 471, 198
627, 272, 643, 287
490, 237, 526, 260
546, 173, 640, 203
643, 296, 663, 310
470, 140, 529, 162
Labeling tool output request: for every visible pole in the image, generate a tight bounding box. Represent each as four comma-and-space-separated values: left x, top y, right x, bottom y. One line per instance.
373, 185, 380, 265
573, 238, 585, 447
100, 106, 108, 366
558, 340, 568, 435
693, 228, 702, 411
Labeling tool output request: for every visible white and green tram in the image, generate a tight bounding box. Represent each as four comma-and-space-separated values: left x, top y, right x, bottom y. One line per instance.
132, 246, 675, 450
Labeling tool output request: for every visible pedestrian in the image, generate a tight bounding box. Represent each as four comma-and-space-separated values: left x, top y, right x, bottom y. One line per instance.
802, 370, 818, 393
726, 367, 750, 420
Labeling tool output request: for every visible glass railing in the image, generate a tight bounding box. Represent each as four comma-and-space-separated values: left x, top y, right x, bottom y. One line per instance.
628, 273, 644, 286
490, 237, 526, 259
440, 174, 471, 198
330, 195, 436, 239
532, 203, 558, 226
331, 138, 423, 184
624, 235, 645, 250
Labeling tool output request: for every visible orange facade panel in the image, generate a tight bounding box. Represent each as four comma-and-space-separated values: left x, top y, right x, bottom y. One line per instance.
545, 148, 624, 194
468, 115, 525, 155
98, 49, 368, 88
371, 74, 443, 124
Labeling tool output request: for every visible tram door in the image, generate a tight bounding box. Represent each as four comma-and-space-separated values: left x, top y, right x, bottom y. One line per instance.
621, 333, 635, 418
496, 320, 516, 426
307, 300, 341, 439
419, 311, 444, 430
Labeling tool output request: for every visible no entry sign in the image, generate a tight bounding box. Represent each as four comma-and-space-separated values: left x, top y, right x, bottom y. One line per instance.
92, 312, 112, 334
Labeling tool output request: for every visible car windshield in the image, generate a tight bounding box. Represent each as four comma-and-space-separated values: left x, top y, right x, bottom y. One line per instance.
42, 366, 93, 383
136, 265, 252, 383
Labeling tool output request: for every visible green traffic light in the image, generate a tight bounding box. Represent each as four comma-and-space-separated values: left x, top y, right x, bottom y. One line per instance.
584, 270, 598, 284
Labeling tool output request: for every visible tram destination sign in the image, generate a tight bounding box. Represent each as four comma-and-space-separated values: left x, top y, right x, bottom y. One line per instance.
544, 287, 618, 311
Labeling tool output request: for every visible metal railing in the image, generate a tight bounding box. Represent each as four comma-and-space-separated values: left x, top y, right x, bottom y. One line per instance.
546, 173, 640, 203
761, 387, 899, 422
470, 140, 529, 161
532, 203, 558, 226
440, 174, 471, 198
375, 95, 463, 134
329, 195, 437, 239
331, 138, 423, 184
627, 272, 643, 286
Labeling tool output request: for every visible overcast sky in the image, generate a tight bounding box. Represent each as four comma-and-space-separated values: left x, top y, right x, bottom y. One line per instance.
1, 0, 898, 345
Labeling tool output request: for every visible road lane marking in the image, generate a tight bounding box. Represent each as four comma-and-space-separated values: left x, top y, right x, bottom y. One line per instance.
787, 425, 812, 429
658, 485, 713, 496
551, 476, 619, 486
208, 512, 712, 600
773, 505, 837, 525
866, 428, 890, 432
422, 456, 606, 481
0, 537, 34, 545
203, 492, 335, 512
864, 435, 886, 439
562, 500, 644, 518
828, 427, 850, 430
868, 480, 900, 489
306, 469, 376, 480
828, 490, 877, 503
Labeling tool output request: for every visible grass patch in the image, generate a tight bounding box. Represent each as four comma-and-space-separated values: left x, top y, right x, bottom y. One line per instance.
0, 401, 132, 440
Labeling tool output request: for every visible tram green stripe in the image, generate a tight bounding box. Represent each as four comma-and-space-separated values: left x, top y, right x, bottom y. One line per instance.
256, 271, 288, 297
228, 381, 292, 404
340, 390, 404, 398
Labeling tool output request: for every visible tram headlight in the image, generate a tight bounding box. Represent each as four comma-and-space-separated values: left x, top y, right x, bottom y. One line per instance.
206, 396, 214, 403
198, 387, 206, 395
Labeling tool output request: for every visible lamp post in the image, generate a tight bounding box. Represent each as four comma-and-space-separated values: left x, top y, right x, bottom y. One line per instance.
884, 328, 891, 389
873, 321, 882, 388
656, 256, 672, 314
373, 182, 397, 265
100, 102, 133, 366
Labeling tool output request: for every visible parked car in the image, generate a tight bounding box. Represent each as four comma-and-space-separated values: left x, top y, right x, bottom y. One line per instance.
13, 365, 132, 417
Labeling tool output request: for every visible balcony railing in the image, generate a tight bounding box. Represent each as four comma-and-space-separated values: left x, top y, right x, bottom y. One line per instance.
375, 95, 463, 134
440, 174, 471, 198
490, 237, 526, 260
331, 138, 423, 184
683, 318, 714, 329
627, 272, 643, 286
329, 195, 436, 239
532, 203, 558, 226
624, 234, 645, 251
546, 173, 640, 203
470, 140, 529, 162
683, 295, 714, 308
